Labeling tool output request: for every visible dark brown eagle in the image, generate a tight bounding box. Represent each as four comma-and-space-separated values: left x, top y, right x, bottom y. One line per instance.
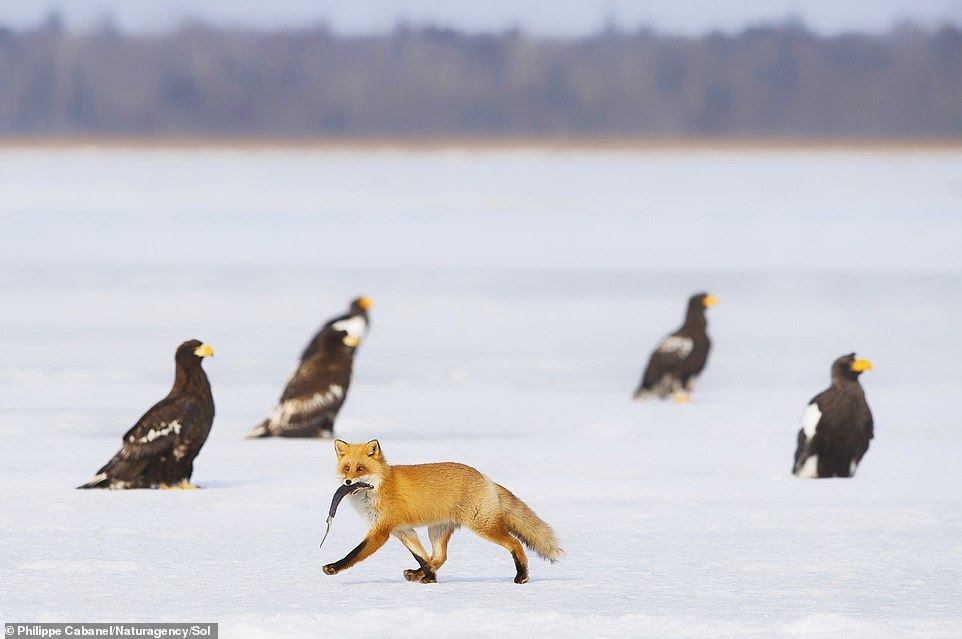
793, 353, 874, 479
247, 297, 370, 439
79, 339, 215, 489
633, 293, 717, 403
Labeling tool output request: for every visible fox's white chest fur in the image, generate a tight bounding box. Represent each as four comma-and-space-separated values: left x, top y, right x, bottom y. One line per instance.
349, 490, 378, 523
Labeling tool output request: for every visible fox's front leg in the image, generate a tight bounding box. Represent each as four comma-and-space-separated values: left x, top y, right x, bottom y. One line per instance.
323, 528, 390, 575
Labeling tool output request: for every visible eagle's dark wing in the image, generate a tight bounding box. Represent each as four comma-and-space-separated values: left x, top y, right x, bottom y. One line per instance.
281, 357, 350, 401
262, 360, 350, 436
637, 334, 694, 394
79, 394, 193, 488
117, 395, 191, 459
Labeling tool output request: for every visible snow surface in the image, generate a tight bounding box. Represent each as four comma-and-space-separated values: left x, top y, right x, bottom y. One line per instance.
1, 147, 961, 638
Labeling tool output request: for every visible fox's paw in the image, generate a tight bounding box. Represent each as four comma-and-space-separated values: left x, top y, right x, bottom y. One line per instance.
322, 564, 339, 575
404, 568, 437, 583
514, 574, 529, 584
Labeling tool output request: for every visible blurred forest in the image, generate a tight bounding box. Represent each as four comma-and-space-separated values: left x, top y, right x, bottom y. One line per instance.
1, 16, 961, 139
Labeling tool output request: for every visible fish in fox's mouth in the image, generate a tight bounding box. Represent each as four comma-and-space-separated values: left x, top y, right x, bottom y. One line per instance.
320, 481, 376, 549
328, 481, 374, 518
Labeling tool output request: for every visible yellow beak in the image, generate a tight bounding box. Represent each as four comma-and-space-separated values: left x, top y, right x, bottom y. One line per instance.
194, 343, 214, 358
358, 297, 373, 310
851, 358, 872, 372
343, 336, 360, 347
703, 295, 718, 307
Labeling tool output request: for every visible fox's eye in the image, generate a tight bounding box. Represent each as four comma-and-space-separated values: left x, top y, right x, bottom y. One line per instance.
343, 465, 349, 473
357, 465, 365, 473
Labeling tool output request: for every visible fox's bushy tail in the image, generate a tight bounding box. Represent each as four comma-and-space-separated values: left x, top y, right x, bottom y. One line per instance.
496, 485, 564, 562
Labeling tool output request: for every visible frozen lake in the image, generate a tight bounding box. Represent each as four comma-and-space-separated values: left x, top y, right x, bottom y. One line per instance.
1, 146, 961, 637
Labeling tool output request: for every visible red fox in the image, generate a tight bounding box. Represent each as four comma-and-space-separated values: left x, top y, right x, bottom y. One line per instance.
322, 439, 563, 584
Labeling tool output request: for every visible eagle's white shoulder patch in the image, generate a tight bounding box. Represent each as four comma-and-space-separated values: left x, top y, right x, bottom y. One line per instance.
658, 336, 694, 358
800, 403, 822, 439
331, 316, 366, 340
134, 420, 181, 444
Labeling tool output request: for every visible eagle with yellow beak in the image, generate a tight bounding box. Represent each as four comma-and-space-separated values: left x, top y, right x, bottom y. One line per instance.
79, 340, 215, 489
793, 353, 874, 478
633, 292, 717, 403
248, 297, 370, 439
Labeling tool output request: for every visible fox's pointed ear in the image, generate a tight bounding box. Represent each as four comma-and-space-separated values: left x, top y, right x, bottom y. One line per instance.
334, 440, 349, 457
365, 439, 381, 459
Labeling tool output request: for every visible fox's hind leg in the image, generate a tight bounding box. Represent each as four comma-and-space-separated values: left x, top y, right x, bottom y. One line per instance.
473, 521, 529, 584
427, 523, 457, 573
401, 524, 455, 583
394, 528, 437, 583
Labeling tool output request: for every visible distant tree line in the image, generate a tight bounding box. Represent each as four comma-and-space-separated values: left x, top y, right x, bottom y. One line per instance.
0, 16, 960, 138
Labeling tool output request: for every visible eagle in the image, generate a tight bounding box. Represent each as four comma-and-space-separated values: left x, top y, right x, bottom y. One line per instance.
633, 293, 717, 402
793, 353, 874, 479
79, 340, 215, 489
247, 297, 370, 439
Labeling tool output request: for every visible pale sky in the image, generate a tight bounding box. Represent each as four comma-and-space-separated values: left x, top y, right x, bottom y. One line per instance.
5, 0, 962, 34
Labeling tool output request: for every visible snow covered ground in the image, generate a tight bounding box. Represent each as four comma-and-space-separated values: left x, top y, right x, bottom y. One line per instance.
1, 146, 961, 638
